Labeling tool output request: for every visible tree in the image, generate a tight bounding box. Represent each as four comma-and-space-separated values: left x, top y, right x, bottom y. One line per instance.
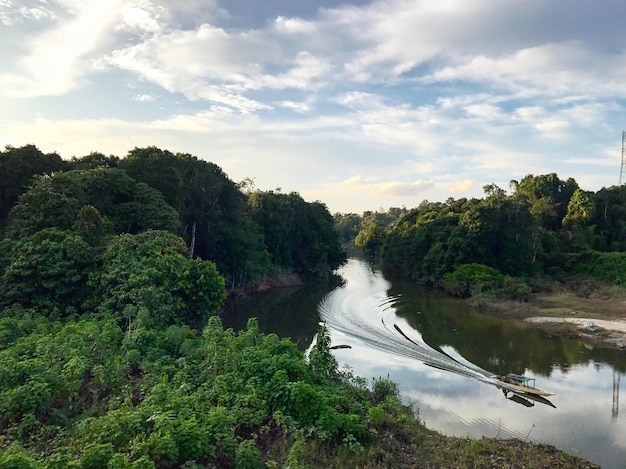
248, 191, 345, 279
120, 148, 270, 287
355, 215, 386, 254
333, 213, 362, 245
89, 230, 227, 327
512, 173, 578, 230
0, 228, 97, 314
0, 144, 71, 224
7, 169, 179, 238
562, 189, 596, 250
70, 152, 119, 170
118, 147, 184, 212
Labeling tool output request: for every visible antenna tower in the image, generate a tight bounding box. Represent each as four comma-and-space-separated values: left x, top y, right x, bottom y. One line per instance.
619, 131, 626, 188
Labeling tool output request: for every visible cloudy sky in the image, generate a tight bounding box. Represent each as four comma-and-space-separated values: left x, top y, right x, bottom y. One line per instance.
2, 0, 626, 213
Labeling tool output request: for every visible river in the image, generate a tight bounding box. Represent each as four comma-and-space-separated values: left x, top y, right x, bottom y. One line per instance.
222, 258, 626, 468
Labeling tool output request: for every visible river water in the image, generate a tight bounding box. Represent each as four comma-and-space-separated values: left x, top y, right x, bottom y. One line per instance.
222, 258, 626, 468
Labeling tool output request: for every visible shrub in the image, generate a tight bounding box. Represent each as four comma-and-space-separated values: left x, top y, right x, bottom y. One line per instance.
441, 264, 504, 298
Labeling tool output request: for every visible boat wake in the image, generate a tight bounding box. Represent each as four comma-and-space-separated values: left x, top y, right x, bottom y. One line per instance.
317, 260, 556, 408
317, 261, 493, 385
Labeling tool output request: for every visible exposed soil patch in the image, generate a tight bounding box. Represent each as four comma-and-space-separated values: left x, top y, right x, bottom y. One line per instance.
472, 289, 626, 351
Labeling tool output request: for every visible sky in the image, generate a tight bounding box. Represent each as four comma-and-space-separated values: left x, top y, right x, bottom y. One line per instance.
2, 0, 626, 214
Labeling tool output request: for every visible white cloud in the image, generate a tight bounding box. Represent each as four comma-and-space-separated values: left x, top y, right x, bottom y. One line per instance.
371, 180, 435, 196
119, 3, 161, 33
0, 0, 124, 97
449, 180, 475, 196
274, 16, 317, 35
279, 100, 311, 113
132, 93, 155, 102
341, 175, 365, 186
0, 0, 57, 26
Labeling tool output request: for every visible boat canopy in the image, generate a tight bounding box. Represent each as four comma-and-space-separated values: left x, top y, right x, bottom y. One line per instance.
507, 373, 534, 383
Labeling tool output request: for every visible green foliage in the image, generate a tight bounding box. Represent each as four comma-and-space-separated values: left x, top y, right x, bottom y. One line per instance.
498, 276, 532, 301
7, 169, 179, 239
120, 147, 271, 287
69, 151, 119, 170
236, 439, 265, 469
89, 230, 227, 326
0, 147, 609, 469
0, 228, 97, 314
441, 264, 504, 298
73, 205, 105, 245
0, 443, 37, 468
0, 144, 71, 224
512, 173, 578, 230
248, 191, 346, 280
567, 251, 626, 285
0, 304, 417, 467
562, 189, 595, 229
371, 376, 399, 404
353, 208, 409, 254
355, 216, 385, 253
308, 325, 339, 381
440, 264, 532, 300
333, 212, 362, 245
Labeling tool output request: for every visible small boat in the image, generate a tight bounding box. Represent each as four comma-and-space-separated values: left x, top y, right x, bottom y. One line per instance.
491, 373, 556, 397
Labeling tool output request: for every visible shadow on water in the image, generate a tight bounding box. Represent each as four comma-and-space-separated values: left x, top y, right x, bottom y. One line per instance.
220, 274, 343, 350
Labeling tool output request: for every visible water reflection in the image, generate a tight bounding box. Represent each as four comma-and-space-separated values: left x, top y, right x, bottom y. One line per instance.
222, 258, 626, 468
220, 276, 341, 350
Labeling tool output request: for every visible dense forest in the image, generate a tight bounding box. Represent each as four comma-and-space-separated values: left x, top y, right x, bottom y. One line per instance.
0, 144, 355, 467
0, 144, 612, 467
337, 174, 626, 299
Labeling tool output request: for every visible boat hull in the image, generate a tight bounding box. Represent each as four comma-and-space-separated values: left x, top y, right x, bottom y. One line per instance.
490, 375, 555, 397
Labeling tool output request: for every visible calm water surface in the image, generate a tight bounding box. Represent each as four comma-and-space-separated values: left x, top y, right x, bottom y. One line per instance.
222, 258, 626, 468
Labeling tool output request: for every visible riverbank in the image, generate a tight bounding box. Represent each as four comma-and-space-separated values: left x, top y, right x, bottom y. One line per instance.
469, 286, 626, 351
290, 405, 600, 469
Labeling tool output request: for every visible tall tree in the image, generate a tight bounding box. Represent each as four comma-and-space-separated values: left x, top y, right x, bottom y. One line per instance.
118, 147, 185, 213
69, 151, 119, 170
248, 191, 345, 279
0, 144, 71, 224
6, 169, 179, 239
512, 173, 578, 230
120, 148, 270, 287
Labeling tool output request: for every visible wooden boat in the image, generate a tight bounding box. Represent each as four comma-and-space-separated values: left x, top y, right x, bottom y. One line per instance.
491, 373, 556, 397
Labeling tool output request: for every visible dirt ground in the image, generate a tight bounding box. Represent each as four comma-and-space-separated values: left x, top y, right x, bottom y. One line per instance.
476, 291, 626, 351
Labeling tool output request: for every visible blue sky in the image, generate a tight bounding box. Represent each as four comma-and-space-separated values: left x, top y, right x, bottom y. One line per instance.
2, 0, 626, 214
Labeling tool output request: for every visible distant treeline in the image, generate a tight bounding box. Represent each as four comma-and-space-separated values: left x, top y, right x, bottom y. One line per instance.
335, 174, 626, 297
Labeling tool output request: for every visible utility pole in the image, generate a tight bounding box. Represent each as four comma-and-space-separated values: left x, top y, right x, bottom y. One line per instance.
619, 131, 626, 189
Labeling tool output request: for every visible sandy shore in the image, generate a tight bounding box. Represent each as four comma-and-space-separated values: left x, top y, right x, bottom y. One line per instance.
525, 316, 626, 349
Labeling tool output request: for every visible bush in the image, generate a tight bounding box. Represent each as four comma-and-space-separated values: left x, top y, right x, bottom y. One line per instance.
497, 276, 532, 301
569, 251, 626, 285
441, 264, 504, 298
